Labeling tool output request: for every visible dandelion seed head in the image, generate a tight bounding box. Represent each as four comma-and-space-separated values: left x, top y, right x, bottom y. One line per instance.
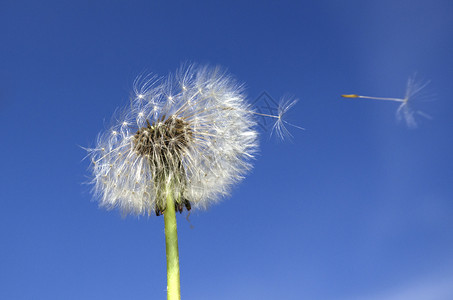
88, 65, 259, 216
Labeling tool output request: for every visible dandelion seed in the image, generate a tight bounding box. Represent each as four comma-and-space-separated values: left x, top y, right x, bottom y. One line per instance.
342, 75, 431, 128
271, 98, 305, 140
251, 93, 303, 140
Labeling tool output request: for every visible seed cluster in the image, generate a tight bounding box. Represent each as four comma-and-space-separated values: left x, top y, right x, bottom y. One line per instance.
133, 117, 192, 159
133, 117, 193, 215
88, 65, 258, 216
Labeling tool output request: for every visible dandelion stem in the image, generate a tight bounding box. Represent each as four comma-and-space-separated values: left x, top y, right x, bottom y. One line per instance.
164, 188, 181, 300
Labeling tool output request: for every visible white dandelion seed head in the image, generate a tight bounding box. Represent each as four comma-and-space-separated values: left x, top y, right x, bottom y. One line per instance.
88, 65, 259, 216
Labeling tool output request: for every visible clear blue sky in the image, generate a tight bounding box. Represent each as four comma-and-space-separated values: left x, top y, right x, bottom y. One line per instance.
1, 1, 453, 299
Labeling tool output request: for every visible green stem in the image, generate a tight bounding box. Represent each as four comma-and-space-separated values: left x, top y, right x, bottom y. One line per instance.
164, 189, 181, 300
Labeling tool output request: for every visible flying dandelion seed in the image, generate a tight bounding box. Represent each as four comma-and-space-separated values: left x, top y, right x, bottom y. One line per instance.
342, 75, 431, 128
252, 93, 304, 140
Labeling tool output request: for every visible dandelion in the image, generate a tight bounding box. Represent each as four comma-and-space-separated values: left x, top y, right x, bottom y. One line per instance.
342, 75, 431, 128
86, 64, 298, 300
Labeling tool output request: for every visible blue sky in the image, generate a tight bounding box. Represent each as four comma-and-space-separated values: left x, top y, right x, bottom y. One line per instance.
1, 0, 453, 299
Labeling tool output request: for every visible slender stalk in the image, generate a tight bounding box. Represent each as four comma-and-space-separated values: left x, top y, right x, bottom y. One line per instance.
164, 189, 181, 300
357, 95, 404, 102
341, 94, 404, 102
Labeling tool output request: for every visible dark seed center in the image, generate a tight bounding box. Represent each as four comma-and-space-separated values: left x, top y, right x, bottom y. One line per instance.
133, 116, 192, 158
133, 116, 193, 216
